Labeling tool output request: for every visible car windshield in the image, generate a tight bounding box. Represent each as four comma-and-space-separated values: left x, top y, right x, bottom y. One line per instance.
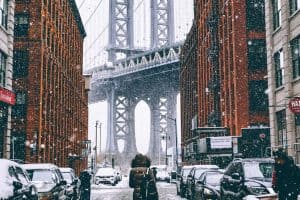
194, 169, 207, 179
62, 172, 73, 184
27, 169, 56, 184
205, 172, 223, 186
244, 162, 273, 180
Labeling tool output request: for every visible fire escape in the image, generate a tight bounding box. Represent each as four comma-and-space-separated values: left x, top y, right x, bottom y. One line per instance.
207, 0, 221, 127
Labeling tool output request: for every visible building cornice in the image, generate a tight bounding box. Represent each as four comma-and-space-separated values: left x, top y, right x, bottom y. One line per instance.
69, 0, 86, 38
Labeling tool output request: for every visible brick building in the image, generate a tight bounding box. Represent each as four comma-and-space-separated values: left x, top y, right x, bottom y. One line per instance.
265, 0, 300, 163
180, 0, 269, 162
12, 0, 88, 173
0, 0, 15, 159
180, 22, 198, 153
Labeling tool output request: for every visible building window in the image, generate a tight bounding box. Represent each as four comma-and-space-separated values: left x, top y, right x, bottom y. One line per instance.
0, 51, 6, 87
290, 0, 300, 14
249, 80, 268, 112
12, 92, 27, 118
274, 50, 284, 88
10, 132, 26, 161
291, 36, 300, 79
14, 14, 29, 37
13, 50, 29, 78
295, 114, 300, 164
0, 0, 7, 29
273, 0, 281, 30
248, 39, 267, 70
246, 0, 265, 31
276, 110, 287, 147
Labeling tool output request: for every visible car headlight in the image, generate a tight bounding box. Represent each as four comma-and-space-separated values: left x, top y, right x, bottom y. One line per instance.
204, 188, 214, 195
245, 182, 269, 195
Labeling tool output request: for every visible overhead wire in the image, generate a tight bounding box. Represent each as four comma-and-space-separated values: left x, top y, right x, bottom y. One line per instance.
83, 0, 105, 26
78, 0, 87, 9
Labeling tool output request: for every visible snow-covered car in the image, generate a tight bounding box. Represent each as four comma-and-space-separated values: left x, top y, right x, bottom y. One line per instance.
220, 158, 275, 199
0, 159, 38, 200
176, 165, 194, 197
59, 167, 80, 200
95, 167, 118, 186
23, 163, 67, 200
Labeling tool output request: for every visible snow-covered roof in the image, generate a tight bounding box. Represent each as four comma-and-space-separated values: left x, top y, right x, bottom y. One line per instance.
59, 167, 74, 173
192, 164, 219, 169
22, 163, 59, 170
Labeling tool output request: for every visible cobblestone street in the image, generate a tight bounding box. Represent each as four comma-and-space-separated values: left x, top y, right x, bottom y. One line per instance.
91, 177, 186, 200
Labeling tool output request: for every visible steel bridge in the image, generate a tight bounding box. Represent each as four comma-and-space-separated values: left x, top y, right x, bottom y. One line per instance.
87, 0, 183, 167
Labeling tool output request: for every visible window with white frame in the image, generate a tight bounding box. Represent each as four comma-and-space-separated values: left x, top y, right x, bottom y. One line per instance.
290, 0, 300, 14
0, 0, 8, 28
291, 36, 300, 78
273, 0, 281, 30
276, 110, 287, 147
274, 50, 284, 88
0, 51, 6, 87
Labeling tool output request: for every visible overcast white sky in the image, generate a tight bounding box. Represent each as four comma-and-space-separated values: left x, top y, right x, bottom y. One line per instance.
75, 0, 194, 154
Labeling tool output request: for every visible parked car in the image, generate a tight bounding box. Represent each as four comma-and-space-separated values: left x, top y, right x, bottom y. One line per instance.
151, 165, 170, 182
176, 165, 194, 197
194, 170, 224, 200
220, 158, 275, 200
95, 167, 118, 186
59, 167, 80, 200
186, 164, 219, 200
23, 163, 67, 200
0, 159, 38, 200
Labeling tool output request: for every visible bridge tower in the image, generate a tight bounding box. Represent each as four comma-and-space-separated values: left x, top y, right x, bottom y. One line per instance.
107, 0, 175, 60
104, 0, 177, 167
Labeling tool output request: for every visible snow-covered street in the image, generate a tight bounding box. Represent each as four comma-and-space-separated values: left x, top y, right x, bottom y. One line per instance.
91, 177, 186, 200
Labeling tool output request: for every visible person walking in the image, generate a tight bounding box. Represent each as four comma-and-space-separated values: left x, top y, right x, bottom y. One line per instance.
79, 170, 92, 200
129, 154, 159, 200
272, 148, 300, 200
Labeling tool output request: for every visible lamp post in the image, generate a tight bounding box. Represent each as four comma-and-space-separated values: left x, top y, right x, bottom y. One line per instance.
95, 121, 99, 172
168, 117, 178, 170
99, 122, 102, 153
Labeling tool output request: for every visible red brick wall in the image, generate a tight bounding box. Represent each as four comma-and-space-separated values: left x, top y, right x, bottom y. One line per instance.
13, 0, 87, 174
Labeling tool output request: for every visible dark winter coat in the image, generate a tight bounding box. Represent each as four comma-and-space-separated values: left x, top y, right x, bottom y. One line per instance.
273, 157, 300, 200
129, 154, 158, 200
129, 167, 158, 200
79, 171, 91, 200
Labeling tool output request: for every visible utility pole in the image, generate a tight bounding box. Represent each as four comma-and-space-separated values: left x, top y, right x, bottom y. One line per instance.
168, 117, 178, 170
99, 122, 102, 153
95, 121, 99, 172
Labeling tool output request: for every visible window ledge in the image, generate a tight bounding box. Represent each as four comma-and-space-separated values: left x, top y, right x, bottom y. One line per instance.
289, 9, 300, 20
272, 26, 282, 36
275, 85, 284, 92
292, 76, 300, 84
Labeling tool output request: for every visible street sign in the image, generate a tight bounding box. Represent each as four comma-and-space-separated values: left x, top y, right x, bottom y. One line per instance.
289, 97, 300, 113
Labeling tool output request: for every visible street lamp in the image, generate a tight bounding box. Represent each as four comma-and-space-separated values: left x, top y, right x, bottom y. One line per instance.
168, 117, 178, 170
95, 120, 99, 172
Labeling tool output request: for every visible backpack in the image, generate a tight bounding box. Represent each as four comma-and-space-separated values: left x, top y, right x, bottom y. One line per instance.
140, 168, 158, 200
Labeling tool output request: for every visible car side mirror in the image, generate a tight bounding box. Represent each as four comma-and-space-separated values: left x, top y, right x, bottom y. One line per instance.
13, 181, 23, 191
72, 178, 78, 185
231, 173, 241, 180
60, 180, 67, 186
187, 174, 192, 178
197, 180, 204, 185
